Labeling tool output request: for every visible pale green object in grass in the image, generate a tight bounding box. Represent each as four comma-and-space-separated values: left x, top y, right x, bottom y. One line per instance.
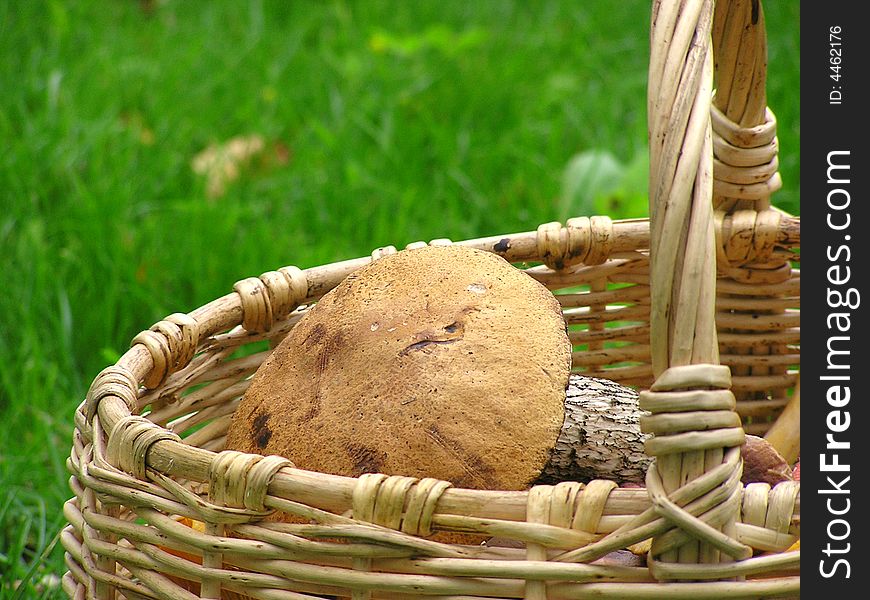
559, 149, 649, 221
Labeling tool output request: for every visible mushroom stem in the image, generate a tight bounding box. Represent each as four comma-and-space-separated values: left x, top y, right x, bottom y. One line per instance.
538, 375, 795, 488
538, 375, 651, 485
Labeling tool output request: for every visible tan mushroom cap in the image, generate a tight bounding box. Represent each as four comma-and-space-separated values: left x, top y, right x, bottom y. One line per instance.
226, 245, 572, 490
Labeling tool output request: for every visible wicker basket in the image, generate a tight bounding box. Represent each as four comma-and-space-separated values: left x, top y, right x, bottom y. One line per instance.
62, 1, 800, 598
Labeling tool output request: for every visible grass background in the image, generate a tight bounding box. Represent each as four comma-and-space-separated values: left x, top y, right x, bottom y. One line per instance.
1, 1, 799, 596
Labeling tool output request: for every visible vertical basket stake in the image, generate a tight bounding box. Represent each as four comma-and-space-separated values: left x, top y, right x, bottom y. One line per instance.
646, 0, 743, 573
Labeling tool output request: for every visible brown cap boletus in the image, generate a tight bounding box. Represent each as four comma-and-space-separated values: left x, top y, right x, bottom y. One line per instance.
227, 245, 576, 493
740, 435, 793, 486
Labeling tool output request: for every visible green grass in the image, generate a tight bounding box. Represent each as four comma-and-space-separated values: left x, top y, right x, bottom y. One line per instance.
0, 1, 798, 596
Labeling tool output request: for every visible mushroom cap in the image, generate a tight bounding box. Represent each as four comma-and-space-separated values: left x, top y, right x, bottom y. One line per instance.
226, 245, 572, 490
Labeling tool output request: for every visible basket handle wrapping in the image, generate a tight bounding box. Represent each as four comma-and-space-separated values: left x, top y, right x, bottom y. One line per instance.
644, 0, 782, 577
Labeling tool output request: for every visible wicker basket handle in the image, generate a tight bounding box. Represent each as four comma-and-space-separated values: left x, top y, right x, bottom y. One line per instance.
712, 0, 782, 213
644, 0, 782, 576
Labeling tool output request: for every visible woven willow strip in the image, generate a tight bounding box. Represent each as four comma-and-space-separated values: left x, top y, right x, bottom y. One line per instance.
63, 209, 799, 597
646, 0, 736, 572
710, 1, 795, 457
